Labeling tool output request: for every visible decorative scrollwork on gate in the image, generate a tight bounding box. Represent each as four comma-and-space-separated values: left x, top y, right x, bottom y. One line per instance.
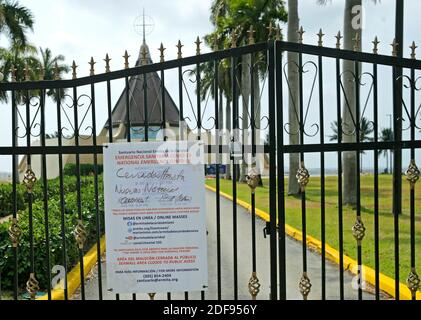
8, 218, 22, 248
23, 166, 37, 194
283, 61, 319, 138
338, 71, 375, 138
59, 94, 93, 140
352, 216, 366, 245
248, 272, 261, 300
397, 75, 421, 131
407, 269, 420, 297
74, 219, 87, 250
296, 162, 310, 192
15, 95, 42, 139
26, 273, 40, 300
299, 272, 312, 300
405, 159, 420, 189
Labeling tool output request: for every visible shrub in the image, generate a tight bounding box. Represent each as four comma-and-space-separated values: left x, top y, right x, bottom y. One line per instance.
0, 175, 104, 292
63, 164, 103, 177
0, 184, 26, 218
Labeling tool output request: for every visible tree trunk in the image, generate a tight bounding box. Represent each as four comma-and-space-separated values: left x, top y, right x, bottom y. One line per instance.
287, 0, 301, 195
342, 0, 361, 206
240, 54, 251, 183
225, 98, 232, 180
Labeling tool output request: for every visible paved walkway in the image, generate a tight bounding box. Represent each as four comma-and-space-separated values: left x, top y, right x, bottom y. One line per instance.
75, 190, 384, 300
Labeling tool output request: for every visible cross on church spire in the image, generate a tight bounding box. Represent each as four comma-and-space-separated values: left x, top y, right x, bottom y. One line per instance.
134, 8, 154, 44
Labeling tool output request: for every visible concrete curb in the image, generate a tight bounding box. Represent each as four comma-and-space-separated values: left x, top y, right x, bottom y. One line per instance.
205, 184, 420, 300
37, 236, 106, 300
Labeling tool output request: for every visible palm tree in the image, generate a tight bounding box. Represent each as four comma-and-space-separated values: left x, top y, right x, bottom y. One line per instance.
0, 0, 34, 46
205, 0, 287, 183
379, 128, 393, 174
38, 47, 70, 102
329, 117, 374, 173
287, 0, 301, 195
318, 0, 379, 205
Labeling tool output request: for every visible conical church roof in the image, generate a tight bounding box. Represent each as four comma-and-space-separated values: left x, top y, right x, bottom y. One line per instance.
105, 40, 180, 129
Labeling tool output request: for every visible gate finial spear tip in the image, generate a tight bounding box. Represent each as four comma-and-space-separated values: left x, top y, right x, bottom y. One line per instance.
38, 66, 44, 80
24, 62, 30, 81
195, 36, 202, 55
54, 62, 59, 80
176, 40, 183, 59
353, 33, 361, 51
410, 41, 417, 59
297, 26, 305, 44
231, 30, 238, 48
335, 31, 343, 49
247, 25, 255, 45
72, 60, 78, 79
158, 43, 166, 62
104, 54, 111, 73
317, 29, 325, 47
391, 38, 399, 57
267, 22, 273, 40
89, 57, 96, 76
372, 36, 380, 54
123, 50, 130, 69
10, 64, 16, 82
275, 24, 281, 41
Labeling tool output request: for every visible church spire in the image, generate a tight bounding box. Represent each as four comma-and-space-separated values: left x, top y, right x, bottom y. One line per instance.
142, 7, 146, 44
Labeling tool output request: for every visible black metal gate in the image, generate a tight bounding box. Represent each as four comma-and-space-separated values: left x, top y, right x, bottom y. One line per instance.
0, 31, 420, 300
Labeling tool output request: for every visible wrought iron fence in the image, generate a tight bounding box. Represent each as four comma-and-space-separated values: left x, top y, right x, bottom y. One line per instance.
0, 27, 420, 301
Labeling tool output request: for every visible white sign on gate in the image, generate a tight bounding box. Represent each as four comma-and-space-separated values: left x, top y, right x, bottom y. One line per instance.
103, 141, 208, 294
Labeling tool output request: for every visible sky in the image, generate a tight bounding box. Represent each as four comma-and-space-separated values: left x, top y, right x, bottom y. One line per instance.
1, 0, 421, 173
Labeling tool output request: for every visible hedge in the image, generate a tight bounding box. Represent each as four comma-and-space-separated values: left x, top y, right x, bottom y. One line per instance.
0, 175, 104, 292
0, 175, 96, 218
63, 164, 104, 177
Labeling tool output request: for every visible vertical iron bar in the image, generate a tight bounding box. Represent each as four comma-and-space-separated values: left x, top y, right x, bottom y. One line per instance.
318, 54, 326, 300
160, 69, 166, 136
214, 59, 222, 301
90, 82, 103, 300
298, 50, 308, 294
409, 67, 416, 300
40, 90, 52, 300
373, 62, 380, 300
196, 61, 205, 301
125, 76, 131, 142
179, 65, 184, 140
392, 65, 400, 300
393, 0, 404, 218
106, 79, 119, 301
56, 89, 69, 300
336, 57, 344, 300
11, 90, 18, 300
268, 41, 278, 300
160, 68, 171, 301
73, 86, 85, 300
143, 73, 148, 141
373, 64, 380, 299
178, 64, 188, 300
250, 54, 257, 275
26, 91, 35, 299
276, 41, 286, 300
106, 80, 113, 142
354, 61, 363, 301
231, 55, 239, 300
393, 1, 404, 298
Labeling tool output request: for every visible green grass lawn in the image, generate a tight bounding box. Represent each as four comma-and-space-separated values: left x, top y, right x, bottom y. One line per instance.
206, 174, 421, 287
